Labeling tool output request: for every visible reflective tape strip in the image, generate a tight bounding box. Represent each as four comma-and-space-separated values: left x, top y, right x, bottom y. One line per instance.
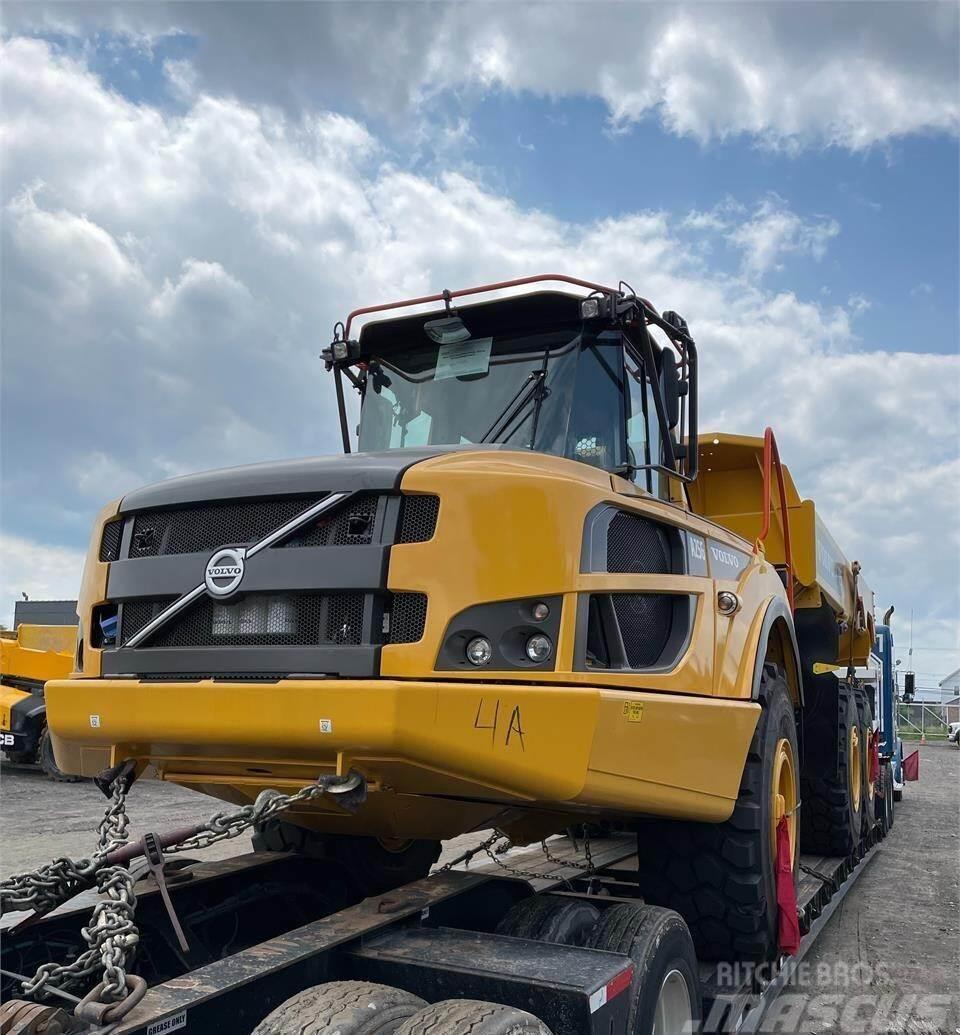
588, 963, 634, 1013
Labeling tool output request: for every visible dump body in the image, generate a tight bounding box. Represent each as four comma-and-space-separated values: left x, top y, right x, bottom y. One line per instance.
690, 433, 875, 667
1, 624, 74, 758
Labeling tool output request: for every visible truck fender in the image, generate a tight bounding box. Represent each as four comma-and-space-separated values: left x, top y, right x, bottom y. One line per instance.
750, 596, 804, 707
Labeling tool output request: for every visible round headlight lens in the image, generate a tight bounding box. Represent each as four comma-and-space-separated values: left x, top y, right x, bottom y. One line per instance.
531, 602, 550, 622
525, 633, 553, 663
466, 636, 493, 666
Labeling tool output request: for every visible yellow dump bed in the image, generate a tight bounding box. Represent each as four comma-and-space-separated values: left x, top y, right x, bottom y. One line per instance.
1, 624, 75, 686
689, 433, 873, 665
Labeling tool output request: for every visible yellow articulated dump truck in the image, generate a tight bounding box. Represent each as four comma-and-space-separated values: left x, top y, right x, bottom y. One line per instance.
1, 623, 78, 780
45, 275, 879, 981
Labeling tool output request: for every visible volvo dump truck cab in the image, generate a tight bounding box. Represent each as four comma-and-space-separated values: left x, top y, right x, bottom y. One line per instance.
41, 275, 880, 1027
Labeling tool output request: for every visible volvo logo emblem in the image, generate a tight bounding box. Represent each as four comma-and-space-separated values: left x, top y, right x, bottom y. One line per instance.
204, 547, 246, 597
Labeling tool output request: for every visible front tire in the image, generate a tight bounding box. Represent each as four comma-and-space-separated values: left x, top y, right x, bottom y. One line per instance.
635, 665, 799, 961
252, 819, 440, 899
38, 726, 80, 782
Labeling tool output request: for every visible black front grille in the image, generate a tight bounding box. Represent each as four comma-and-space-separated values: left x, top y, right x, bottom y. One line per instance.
121, 598, 178, 644
131, 592, 368, 649
390, 592, 428, 644
99, 520, 123, 562
606, 512, 672, 574
399, 495, 440, 544
612, 593, 673, 668
280, 493, 380, 548
129, 496, 324, 558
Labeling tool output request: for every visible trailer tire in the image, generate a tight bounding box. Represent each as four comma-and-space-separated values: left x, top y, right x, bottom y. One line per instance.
800, 684, 862, 856
252, 980, 427, 1035
37, 727, 80, 783
876, 760, 894, 834
495, 895, 600, 946
252, 820, 440, 898
634, 665, 798, 961
394, 1000, 552, 1035
587, 903, 701, 1035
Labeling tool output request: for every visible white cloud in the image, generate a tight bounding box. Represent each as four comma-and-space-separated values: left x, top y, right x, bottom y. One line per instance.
0, 36, 957, 666
4, 3, 957, 151
726, 196, 840, 277
0, 534, 85, 628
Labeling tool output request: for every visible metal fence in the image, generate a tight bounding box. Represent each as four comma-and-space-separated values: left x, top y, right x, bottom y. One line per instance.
897, 702, 959, 741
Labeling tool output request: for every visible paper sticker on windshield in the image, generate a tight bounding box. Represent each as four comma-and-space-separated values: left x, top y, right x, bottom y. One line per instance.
434, 338, 492, 381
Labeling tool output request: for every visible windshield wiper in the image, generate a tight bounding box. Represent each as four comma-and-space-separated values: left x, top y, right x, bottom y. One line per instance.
480, 370, 546, 444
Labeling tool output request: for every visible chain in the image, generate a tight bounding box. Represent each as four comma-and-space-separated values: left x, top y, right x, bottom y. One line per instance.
0, 767, 365, 1014
437, 828, 597, 887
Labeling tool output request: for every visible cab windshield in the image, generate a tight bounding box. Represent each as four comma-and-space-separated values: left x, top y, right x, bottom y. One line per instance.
356, 324, 667, 494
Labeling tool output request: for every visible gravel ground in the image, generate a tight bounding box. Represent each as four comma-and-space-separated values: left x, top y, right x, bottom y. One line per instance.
1, 744, 957, 1030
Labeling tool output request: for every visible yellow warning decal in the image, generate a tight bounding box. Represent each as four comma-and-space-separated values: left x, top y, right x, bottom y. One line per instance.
622, 701, 645, 723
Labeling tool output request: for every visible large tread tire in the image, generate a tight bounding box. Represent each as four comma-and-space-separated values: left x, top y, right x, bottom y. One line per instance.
253, 819, 440, 898
394, 1000, 552, 1035
495, 895, 600, 946
38, 727, 80, 783
634, 664, 799, 962
252, 980, 427, 1035
875, 760, 894, 835
587, 903, 701, 1035
800, 684, 862, 856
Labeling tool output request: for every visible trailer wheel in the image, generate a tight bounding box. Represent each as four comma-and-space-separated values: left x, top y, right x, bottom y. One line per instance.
394, 1000, 552, 1035
800, 683, 862, 856
251, 980, 427, 1035
37, 726, 80, 783
634, 664, 798, 961
495, 895, 600, 946
586, 903, 701, 1035
252, 819, 440, 897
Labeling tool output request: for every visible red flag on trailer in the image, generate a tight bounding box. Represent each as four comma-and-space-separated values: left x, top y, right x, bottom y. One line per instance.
776, 816, 800, 955
903, 749, 920, 782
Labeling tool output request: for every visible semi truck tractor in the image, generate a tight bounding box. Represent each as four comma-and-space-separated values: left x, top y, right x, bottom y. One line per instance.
18, 275, 884, 1033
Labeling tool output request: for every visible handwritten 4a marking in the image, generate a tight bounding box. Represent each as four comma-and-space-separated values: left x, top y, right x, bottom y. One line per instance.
473, 697, 525, 751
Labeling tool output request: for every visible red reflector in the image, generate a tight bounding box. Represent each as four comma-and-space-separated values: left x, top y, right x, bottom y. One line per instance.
589, 963, 635, 1013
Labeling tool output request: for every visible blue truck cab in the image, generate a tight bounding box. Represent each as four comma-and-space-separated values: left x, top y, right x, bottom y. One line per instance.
872, 622, 905, 798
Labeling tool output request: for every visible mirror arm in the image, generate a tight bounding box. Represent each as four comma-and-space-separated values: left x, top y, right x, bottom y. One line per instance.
631, 323, 678, 469
334, 367, 352, 454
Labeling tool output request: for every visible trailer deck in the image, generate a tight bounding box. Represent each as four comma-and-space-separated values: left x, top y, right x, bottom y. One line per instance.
1, 825, 883, 1035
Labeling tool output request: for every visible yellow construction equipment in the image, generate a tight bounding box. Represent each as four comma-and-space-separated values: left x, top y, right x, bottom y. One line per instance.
46, 275, 877, 961
1, 623, 77, 780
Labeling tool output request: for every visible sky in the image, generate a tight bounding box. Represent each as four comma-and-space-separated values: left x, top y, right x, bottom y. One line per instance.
1, 2, 958, 686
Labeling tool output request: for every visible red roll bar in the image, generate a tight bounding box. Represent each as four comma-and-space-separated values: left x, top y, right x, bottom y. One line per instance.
756, 426, 795, 611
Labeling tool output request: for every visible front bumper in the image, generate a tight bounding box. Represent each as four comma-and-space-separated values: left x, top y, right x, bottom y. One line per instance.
46, 677, 759, 838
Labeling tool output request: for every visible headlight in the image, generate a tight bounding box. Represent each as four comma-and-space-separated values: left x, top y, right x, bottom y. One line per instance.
525, 634, 553, 663
466, 637, 493, 666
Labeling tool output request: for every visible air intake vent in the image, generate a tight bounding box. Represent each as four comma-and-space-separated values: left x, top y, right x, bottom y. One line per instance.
121, 592, 366, 649
280, 493, 381, 548
390, 592, 428, 644
399, 495, 440, 544
99, 520, 124, 562
612, 593, 674, 668
606, 512, 672, 574
129, 496, 324, 558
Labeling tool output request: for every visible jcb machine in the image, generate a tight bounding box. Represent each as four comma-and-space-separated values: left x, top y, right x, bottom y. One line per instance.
12, 276, 886, 1034
1, 623, 77, 779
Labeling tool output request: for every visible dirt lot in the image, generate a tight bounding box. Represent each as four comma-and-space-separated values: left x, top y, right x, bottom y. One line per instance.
2, 744, 957, 1030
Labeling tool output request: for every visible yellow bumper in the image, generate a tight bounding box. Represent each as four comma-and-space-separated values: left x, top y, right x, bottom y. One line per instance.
45, 678, 759, 838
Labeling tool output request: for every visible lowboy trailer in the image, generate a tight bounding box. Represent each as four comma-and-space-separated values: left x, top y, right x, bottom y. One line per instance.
1, 823, 884, 1035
